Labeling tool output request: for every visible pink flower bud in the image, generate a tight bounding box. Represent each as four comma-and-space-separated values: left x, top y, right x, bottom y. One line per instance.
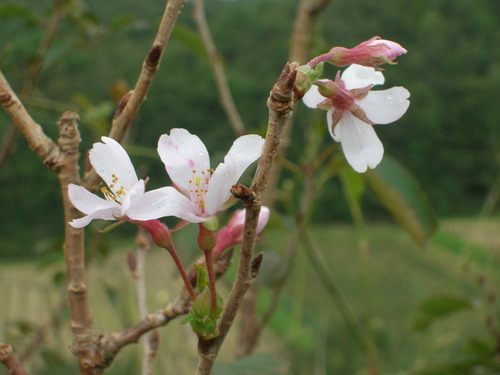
365, 38, 407, 62
213, 207, 270, 259
308, 37, 407, 68
132, 219, 173, 250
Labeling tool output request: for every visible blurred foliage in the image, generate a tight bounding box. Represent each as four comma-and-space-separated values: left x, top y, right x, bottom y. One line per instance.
0, 0, 498, 257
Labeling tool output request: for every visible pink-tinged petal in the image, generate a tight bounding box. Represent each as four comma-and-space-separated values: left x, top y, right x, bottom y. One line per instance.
302, 85, 325, 108
227, 208, 246, 227
157, 129, 210, 197
367, 39, 407, 60
205, 135, 264, 215
89, 137, 138, 192
68, 184, 117, 216
126, 186, 205, 223
335, 112, 384, 173
357, 87, 410, 124
256, 206, 270, 234
341, 64, 385, 90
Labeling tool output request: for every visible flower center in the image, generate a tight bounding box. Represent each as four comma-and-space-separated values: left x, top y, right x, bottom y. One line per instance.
188, 168, 213, 215
100, 174, 126, 205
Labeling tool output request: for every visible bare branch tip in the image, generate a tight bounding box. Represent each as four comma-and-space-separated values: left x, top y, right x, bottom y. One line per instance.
230, 184, 256, 206
0, 343, 12, 360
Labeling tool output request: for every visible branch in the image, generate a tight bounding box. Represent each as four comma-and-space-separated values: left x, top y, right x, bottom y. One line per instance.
262, 0, 331, 206
195, 63, 297, 375
130, 229, 156, 375
95, 252, 233, 368
55, 112, 101, 375
0, 0, 69, 170
193, 0, 246, 136
0, 71, 62, 171
237, 166, 316, 357
108, 0, 188, 140
0, 344, 29, 375
83, 0, 188, 189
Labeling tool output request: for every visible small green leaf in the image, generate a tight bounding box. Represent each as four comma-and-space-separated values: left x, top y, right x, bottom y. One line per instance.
0, 4, 37, 25
194, 264, 208, 293
364, 156, 438, 244
413, 294, 472, 331
172, 23, 209, 62
419, 294, 471, 315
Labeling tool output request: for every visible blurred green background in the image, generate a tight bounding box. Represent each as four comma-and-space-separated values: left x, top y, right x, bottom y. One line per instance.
0, 0, 499, 374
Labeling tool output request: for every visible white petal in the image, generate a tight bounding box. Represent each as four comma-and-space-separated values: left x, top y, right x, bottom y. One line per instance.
69, 216, 94, 228
341, 64, 385, 90
69, 205, 121, 228
336, 112, 384, 173
326, 108, 341, 142
205, 135, 264, 215
157, 129, 210, 197
357, 87, 410, 124
120, 180, 146, 214
68, 184, 117, 216
302, 85, 325, 108
126, 186, 205, 223
89, 137, 138, 192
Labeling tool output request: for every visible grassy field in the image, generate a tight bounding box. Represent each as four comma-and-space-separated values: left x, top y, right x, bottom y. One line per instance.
0, 217, 498, 374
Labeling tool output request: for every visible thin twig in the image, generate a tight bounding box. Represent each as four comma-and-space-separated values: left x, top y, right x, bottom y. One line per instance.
262, 0, 331, 206
300, 229, 376, 365
237, 166, 316, 357
0, 0, 69, 170
193, 0, 246, 136
0, 72, 62, 170
96, 253, 233, 367
0, 344, 29, 375
195, 63, 297, 375
132, 228, 155, 375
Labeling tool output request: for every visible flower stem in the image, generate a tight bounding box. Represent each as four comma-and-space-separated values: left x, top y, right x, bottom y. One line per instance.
165, 244, 196, 301
203, 249, 217, 315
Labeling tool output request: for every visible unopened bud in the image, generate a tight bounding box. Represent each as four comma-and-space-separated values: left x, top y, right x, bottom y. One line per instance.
149, 329, 160, 352
132, 219, 173, 249
308, 37, 407, 68
198, 222, 217, 252
127, 251, 137, 272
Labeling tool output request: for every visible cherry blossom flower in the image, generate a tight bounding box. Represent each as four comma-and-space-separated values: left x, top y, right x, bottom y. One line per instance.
213, 207, 270, 258
68, 137, 173, 228
129, 128, 265, 224
302, 64, 410, 173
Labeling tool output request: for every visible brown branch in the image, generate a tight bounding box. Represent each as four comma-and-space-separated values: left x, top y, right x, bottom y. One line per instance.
83, 0, 188, 189
0, 71, 62, 171
93, 251, 233, 369
0, 344, 29, 375
193, 0, 246, 136
195, 63, 297, 375
131, 229, 156, 375
55, 112, 100, 374
0, 0, 69, 171
237, 167, 316, 357
108, 0, 188, 140
262, 0, 331, 206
